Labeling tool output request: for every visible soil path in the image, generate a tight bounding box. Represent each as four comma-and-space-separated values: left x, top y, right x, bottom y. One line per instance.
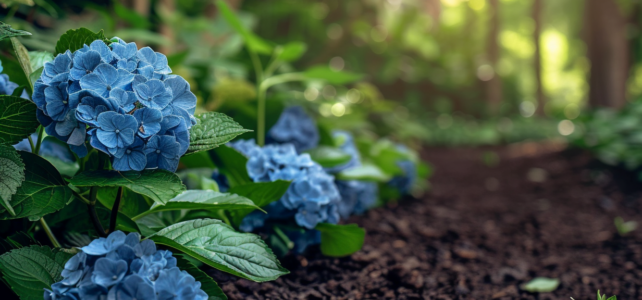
214, 143, 642, 299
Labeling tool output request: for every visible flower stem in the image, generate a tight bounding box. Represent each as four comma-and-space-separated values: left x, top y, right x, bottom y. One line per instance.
27, 135, 35, 153
257, 89, 266, 146
39, 218, 60, 248
34, 126, 44, 155
109, 187, 123, 233
88, 186, 106, 237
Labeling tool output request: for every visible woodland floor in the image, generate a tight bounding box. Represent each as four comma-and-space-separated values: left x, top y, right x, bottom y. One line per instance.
210, 141, 642, 300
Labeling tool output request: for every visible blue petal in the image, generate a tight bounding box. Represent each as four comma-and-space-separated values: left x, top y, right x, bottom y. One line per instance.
89, 40, 113, 63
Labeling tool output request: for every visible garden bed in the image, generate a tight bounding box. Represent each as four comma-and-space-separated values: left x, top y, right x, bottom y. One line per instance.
210, 141, 642, 299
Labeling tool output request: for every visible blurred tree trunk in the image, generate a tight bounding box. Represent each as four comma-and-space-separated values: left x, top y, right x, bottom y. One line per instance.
130, 0, 150, 48
584, 0, 629, 108
485, 0, 502, 115
533, 0, 545, 115
157, 0, 175, 54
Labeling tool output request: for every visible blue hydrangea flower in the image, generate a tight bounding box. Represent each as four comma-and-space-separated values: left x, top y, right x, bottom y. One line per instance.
325, 130, 361, 174
335, 180, 378, 219
34, 38, 197, 171
45, 231, 209, 300
230, 139, 341, 230
144, 135, 180, 171
0, 62, 29, 98
387, 160, 416, 194
267, 106, 319, 152
210, 170, 229, 193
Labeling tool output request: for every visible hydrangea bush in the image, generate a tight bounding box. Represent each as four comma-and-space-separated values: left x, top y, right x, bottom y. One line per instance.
267, 106, 319, 153
45, 231, 208, 300
32, 38, 196, 171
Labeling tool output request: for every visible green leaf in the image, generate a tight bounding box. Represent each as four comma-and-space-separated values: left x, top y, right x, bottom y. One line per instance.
149, 219, 289, 282
305, 146, 352, 168
113, 1, 151, 29
304, 66, 362, 85
0, 152, 72, 221
0, 22, 31, 42
0, 245, 73, 300
0, 95, 39, 145
210, 145, 251, 187
27, 51, 53, 72
0, 143, 24, 216
215, 0, 273, 54
175, 254, 227, 300
201, 177, 220, 192
133, 190, 262, 220
187, 112, 252, 156
228, 180, 291, 226
96, 187, 149, 218
337, 163, 391, 182
10, 37, 32, 90
180, 151, 216, 169
54, 28, 109, 56
315, 223, 365, 257
0, 232, 38, 256
521, 277, 560, 293
68, 170, 186, 205
96, 207, 140, 233
277, 42, 307, 62
28, 67, 43, 89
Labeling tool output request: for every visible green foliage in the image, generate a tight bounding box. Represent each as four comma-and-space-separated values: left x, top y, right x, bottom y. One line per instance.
69, 170, 186, 205
614, 217, 637, 236
227, 180, 291, 226
304, 146, 352, 168
187, 112, 252, 155
276, 42, 307, 62
0, 152, 72, 221
149, 219, 289, 282
210, 145, 252, 187
215, 0, 273, 55
175, 254, 227, 300
336, 163, 390, 182
0, 143, 24, 216
0, 246, 73, 300
0, 22, 31, 42
10, 38, 32, 89
0, 95, 40, 145
133, 190, 263, 220
597, 290, 617, 300
27, 51, 52, 72
54, 28, 109, 55
315, 223, 365, 257
303, 66, 362, 85
521, 277, 560, 293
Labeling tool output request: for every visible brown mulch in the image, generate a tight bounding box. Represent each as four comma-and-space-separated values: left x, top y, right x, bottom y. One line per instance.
212, 142, 642, 299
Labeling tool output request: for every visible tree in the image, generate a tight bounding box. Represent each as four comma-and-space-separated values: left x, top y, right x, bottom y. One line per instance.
485, 0, 502, 115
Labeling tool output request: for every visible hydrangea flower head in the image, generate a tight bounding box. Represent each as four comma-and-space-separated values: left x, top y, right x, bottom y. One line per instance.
44, 231, 208, 300
387, 145, 417, 194
267, 106, 319, 153
325, 130, 361, 174
335, 180, 378, 219
230, 139, 341, 230
0, 60, 29, 99
33, 38, 197, 171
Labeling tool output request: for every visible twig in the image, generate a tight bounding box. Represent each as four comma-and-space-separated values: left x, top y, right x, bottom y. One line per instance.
109, 187, 123, 233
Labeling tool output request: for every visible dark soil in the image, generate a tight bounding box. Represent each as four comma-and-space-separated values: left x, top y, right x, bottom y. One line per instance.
211, 141, 642, 299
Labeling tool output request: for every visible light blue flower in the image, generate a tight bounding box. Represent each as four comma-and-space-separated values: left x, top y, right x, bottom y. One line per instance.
53, 110, 86, 146
81, 230, 127, 255
61, 252, 86, 286
335, 180, 378, 219
70, 50, 102, 81
134, 107, 162, 138
112, 138, 146, 171
136, 47, 172, 76
0, 74, 19, 96
91, 257, 127, 288
144, 135, 181, 171
133, 79, 172, 110
387, 160, 416, 194
44, 82, 74, 121
42, 50, 72, 84
162, 77, 197, 124
155, 268, 208, 300
85, 40, 114, 63
325, 130, 361, 173
268, 106, 319, 152
95, 111, 137, 150
108, 88, 137, 112
107, 275, 154, 300
74, 90, 120, 127
80, 63, 134, 98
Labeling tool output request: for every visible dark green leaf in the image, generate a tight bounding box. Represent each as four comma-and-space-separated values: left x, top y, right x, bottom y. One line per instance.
0, 245, 73, 300
304, 66, 362, 85
210, 145, 251, 187
0, 22, 31, 42
10, 38, 32, 90
228, 180, 290, 226
96, 207, 140, 233
168, 50, 189, 69
305, 146, 352, 168
96, 187, 150, 218
28, 51, 53, 72
68, 170, 186, 205
54, 28, 109, 56
132, 190, 262, 220
0, 143, 24, 216
277, 42, 306, 62
336, 163, 391, 182
315, 223, 365, 257
187, 112, 252, 155
175, 254, 227, 300
0, 232, 38, 256
0, 95, 39, 145
0, 152, 72, 221
149, 219, 289, 282
215, 0, 273, 54
180, 151, 216, 168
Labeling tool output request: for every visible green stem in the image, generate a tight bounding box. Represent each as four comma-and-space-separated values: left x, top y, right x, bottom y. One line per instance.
273, 226, 294, 249
27, 135, 35, 153
88, 186, 106, 237
39, 218, 60, 248
257, 88, 266, 146
109, 187, 123, 233
34, 126, 44, 155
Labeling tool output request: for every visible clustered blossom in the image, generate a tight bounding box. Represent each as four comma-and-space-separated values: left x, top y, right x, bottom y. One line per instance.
230, 139, 341, 230
325, 130, 361, 174
335, 180, 378, 219
32, 38, 197, 171
45, 231, 208, 300
0, 60, 28, 99
267, 106, 319, 153
387, 144, 417, 194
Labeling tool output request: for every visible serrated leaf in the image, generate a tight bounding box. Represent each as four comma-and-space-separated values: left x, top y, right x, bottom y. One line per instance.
521, 277, 560, 293
0, 152, 72, 221
0, 95, 39, 145
0, 245, 73, 300
149, 219, 289, 282
175, 254, 227, 300
68, 170, 186, 205
210, 145, 252, 187
132, 190, 262, 220
304, 66, 362, 85
10, 37, 32, 90
215, 0, 273, 55
305, 146, 352, 168
187, 112, 252, 155
228, 180, 290, 226
315, 223, 365, 257
0, 22, 31, 42
54, 28, 109, 56
0, 143, 24, 216
27, 51, 53, 72
337, 163, 391, 182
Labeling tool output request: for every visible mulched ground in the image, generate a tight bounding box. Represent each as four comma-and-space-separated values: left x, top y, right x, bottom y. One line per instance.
211, 141, 642, 299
